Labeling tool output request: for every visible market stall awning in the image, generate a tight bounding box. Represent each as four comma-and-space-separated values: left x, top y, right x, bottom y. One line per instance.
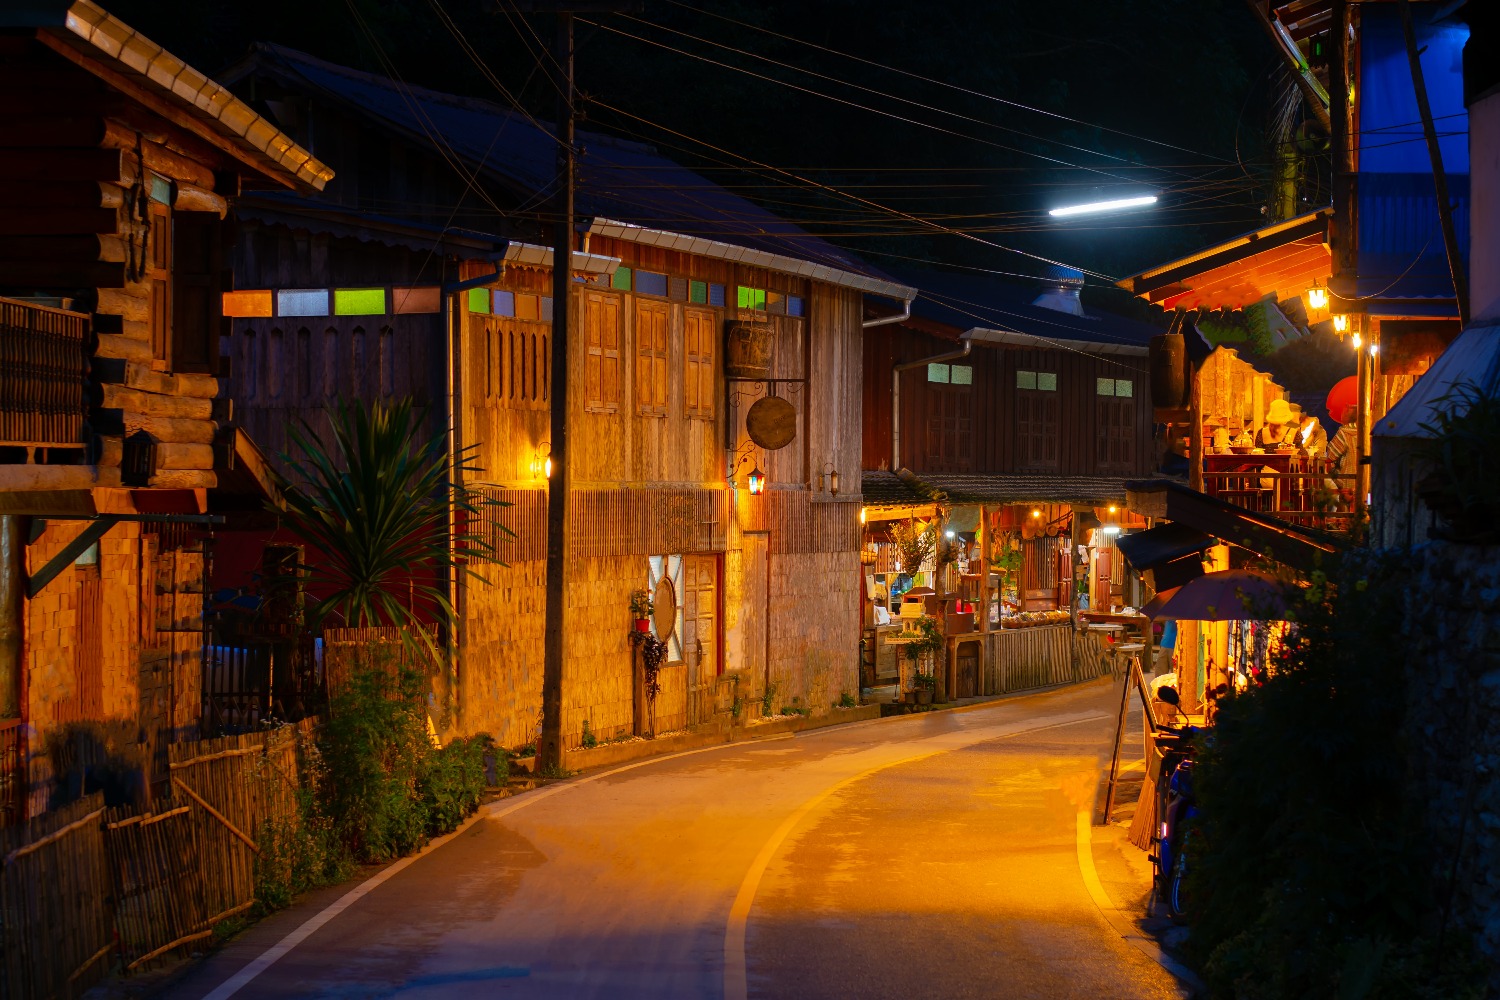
1125, 479, 1344, 575
1117, 208, 1332, 312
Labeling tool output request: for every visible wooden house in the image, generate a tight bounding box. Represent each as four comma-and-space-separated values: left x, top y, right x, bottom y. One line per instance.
0, 2, 329, 817
211, 47, 915, 748
858, 268, 1158, 700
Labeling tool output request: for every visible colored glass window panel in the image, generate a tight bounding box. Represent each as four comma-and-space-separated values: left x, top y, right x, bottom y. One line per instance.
1097, 377, 1116, 396
1016, 370, 1037, 390
516, 294, 539, 321
492, 290, 515, 317
767, 291, 786, 315
951, 365, 973, 385
708, 284, 726, 307
277, 289, 330, 317
467, 288, 490, 314
221, 290, 272, 318
927, 363, 950, 383
636, 271, 669, 297
148, 173, 172, 205
737, 286, 767, 310
611, 266, 632, 291
334, 288, 386, 316
787, 295, 805, 317
541, 297, 554, 322
1115, 379, 1134, 398
1038, 372, 1058, 391
690, 280, 708, 304
669, 277, 689, 301
392, 286, 441, 314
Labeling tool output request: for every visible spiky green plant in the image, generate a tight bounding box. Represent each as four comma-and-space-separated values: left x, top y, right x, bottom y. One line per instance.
275, 397, 506, 642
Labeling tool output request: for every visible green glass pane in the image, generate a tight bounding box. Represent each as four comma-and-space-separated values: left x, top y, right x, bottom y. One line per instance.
611, 266, 632, 291
690, 280, 707, 304
149, 174, 172, 204
468, 287, 490, 314
334, 288, 386, 316
1038, 372, 1058, 391
950, 365, 972, 386
737, 286, 752, 309
927, 363, 949, 383
1096, 377, 1115, 396
1116, 379, 1134, 398
1016, 370, 1036, 390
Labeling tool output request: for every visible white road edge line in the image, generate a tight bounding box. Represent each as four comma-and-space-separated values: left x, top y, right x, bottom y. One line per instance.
723, 714, 1107, 1000
1074, 810, 1204, 993
198, 734, 796, 1000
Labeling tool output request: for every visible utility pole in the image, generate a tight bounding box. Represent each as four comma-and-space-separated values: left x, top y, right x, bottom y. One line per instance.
525, 0, 638, 774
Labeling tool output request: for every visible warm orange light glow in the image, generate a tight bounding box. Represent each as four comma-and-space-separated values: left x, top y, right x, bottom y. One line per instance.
1352, 332, 1362, 349
1031, 509, 1041, 518
1332, 314, 1349, 333
747, 467, 766, 496
1108, 505, 1117, 514
859, 507, 867, 525
1307, 284, 1328, 311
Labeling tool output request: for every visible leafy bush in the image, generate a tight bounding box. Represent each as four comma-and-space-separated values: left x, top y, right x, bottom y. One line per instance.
253, 729, 350, 911
420, 734, 495, 837
1187, 558, 1485, 999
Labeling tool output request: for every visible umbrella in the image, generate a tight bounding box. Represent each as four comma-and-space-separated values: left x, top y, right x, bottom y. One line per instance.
1149, 569, 1291, 621
1326, 376, 1358, 425
1141, 586, 1180, 620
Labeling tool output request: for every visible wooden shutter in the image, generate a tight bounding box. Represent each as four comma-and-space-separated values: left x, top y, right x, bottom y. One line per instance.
1096, 397, 1136, 473
685, 308, 714, 418
147, 202, 171, 364
1017, 391, 1059, 470
636, 301, 668, 414
171, 212, 221, 374
925, 385, 972, 473
586, 292, 622, 412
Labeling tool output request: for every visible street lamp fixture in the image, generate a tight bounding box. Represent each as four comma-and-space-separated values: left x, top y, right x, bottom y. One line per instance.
1352, 332, 1363, 349
1332, 313, 1349, 333
747, 466, 766, 495
1307, 281, 1329, 311
1048, 194, 1158, 218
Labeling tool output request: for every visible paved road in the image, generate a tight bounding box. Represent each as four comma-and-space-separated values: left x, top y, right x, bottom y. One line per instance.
164, 681, 1186, 1000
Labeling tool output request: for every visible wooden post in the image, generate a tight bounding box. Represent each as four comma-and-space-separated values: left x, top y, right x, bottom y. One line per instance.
1188, 362, 1204, 493
977, 505, 989, 696
538, 12, 576, 773
0, 516, 20, 721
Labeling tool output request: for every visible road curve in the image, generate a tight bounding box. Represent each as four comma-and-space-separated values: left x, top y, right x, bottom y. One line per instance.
166, 682, 1187, 1000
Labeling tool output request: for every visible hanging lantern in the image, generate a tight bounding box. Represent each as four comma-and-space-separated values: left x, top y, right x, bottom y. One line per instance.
829, 469, 840, 496
747, 466, 766, 495
1307, 281, 1329, 311
1332, 313, 1349, 333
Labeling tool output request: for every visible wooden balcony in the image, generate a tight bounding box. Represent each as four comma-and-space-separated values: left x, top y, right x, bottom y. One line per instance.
0, 297, 89, 462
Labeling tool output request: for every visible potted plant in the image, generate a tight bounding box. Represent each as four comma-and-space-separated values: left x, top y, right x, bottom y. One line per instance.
629, 630, 668, 735
891, 520, 936, 577
913, 670, 936, 705
902, 615, 944, 705
629, 589, 654, 633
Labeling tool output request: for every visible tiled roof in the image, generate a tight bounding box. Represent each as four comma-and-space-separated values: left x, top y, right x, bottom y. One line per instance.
861, 470, 1156, 507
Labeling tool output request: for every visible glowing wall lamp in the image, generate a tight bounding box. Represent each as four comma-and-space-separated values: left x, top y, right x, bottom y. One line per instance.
1352, 332, 1363, 349
1031, 509, 1042, 519
747, 466, 766, 496
818, 462, 841, 496
1332, 313, 1349, 333
1307, 281, 1329, 311
859, 507, 868, 525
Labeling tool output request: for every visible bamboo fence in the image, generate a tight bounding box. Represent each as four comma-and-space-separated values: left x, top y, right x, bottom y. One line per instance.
0, 719, 317, 999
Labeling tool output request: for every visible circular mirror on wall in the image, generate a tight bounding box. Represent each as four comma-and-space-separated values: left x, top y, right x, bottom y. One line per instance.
653, 576, 678, 643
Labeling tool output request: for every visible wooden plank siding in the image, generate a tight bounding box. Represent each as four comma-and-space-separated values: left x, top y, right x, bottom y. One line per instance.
862, 323, 1155, 479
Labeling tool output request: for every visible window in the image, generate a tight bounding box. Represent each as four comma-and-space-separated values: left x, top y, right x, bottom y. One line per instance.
925, 380, 972, 473
171, 212, 221, 373
928, 363, 973, 384
1017, 369, 1057, 391
636, 300, 669, 415
685, 308, 715, 418
636, 271, 669, 297
611, 266, 632, 291
1096, 377, 1134, 397
737, 286, 767, 310
585, 291, 621, 412
689, 280, 708, 305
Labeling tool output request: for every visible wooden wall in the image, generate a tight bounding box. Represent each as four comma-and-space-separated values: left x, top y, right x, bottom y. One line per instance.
862, 323, 1156, 479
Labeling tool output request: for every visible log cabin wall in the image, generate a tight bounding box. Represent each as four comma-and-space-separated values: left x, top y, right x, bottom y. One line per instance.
456, 241, 862, 747
220, 223, 447, 473
861, 323, 1155, 478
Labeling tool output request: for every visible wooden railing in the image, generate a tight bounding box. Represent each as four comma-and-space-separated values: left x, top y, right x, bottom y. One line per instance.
1202, 468, 1357, 532
0, 297, 89, 453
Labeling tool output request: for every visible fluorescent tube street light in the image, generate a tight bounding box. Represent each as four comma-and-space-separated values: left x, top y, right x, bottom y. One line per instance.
1048, 195, 1158, 218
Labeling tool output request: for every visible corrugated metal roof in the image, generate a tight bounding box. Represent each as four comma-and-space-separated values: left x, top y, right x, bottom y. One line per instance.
1373, 318, 1500, 438
886, 266, 1162, 352
860, 470, 1144, 507
231, 45, 898, 288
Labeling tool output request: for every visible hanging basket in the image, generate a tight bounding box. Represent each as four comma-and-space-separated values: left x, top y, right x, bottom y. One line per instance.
725, 322, 774, 380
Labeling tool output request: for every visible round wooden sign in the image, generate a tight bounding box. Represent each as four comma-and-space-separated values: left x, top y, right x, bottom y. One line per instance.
746, 396, 797, 451
652, 577, 677, 642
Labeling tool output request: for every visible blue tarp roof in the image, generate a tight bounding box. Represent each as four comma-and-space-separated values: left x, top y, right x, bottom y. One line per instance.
234, 44, 890, 283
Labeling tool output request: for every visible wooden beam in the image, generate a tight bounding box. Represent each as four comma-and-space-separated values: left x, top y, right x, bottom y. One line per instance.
26, 518, 115, 598
0, 207, 116, 237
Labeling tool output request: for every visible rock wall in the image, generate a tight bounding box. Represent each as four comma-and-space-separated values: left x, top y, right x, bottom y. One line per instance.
1400, 541, 1500, 988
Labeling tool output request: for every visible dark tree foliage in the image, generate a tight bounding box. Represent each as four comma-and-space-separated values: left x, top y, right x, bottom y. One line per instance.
106, 0, 1280, 287
1188, 562, 1484, 1000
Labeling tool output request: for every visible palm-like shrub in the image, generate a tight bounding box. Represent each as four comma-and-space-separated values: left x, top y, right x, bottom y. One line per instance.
276, 397, 503, 638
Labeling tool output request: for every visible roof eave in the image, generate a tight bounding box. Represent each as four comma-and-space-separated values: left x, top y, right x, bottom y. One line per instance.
963, 326, 1150, 357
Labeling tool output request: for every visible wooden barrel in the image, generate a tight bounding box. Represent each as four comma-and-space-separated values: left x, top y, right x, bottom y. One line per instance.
1149, 331, 1187, 408
725, 322, 774, 380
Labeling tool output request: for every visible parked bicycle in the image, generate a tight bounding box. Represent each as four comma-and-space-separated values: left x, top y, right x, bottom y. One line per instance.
1150, 686, 1200, 921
